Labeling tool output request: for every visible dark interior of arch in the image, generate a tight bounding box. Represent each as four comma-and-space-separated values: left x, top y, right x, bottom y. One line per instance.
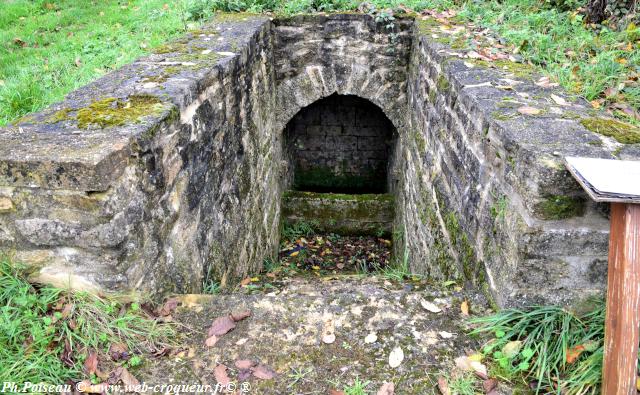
283, 93, 397, 194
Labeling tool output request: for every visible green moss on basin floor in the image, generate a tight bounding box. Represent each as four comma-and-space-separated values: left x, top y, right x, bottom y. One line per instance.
580, 118, 640, 144
535, 195, 585, 220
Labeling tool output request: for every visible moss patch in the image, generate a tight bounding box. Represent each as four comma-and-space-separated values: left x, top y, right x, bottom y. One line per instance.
47, 108, 71, 124
293, 166, 386, 194
75, 95, 165, 129
534, 195, 585, 220
580, 117, 640, 144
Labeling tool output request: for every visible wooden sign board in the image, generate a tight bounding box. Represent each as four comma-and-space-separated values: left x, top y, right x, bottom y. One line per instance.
565, 156, 640, 203
565, 156, 640, 395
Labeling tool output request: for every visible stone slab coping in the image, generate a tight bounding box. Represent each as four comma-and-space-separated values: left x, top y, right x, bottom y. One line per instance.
0, 13, 271, 191
565, 156, 640, 203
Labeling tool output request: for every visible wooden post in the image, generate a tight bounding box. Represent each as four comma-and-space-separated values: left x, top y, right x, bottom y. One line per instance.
602, 203, 640, 395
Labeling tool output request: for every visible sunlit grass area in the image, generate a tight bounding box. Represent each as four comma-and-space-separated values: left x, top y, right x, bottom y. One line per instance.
0, 0, 214, 126
1, 0, 638, 126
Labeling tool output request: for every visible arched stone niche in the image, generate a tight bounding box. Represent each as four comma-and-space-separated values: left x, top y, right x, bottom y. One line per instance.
0, 12, 627, 307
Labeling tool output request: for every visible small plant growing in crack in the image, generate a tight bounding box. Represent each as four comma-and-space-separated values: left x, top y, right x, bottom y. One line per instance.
287, 366, 313, 388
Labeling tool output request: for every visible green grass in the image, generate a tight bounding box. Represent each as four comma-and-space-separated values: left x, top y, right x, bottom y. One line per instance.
0, 257, 176, 384
471, 301, 628, 394
2, 0, 638, 125
197, 0, 640, 125
343, 376, 372, 395
0, 0, 214, 126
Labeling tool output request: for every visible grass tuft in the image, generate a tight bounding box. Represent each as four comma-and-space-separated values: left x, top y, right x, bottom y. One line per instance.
471, 300, 635, 394
0, 257, 176, 384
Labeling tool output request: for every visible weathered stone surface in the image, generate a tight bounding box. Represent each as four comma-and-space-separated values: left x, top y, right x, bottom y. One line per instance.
282, 191, 394, 236
0, 13, 635, 306
284, 94, 396, 193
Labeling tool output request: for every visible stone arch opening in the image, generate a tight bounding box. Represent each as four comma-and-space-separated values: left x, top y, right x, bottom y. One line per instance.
282, 93, 398, 194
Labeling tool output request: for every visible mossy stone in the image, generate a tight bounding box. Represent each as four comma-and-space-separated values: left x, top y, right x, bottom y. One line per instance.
75, 95, 165, 129
535, 195, 585, 220
580, 117, 640, 144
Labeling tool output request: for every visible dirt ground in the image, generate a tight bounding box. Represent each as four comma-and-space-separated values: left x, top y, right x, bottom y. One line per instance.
137, 270, 511, 394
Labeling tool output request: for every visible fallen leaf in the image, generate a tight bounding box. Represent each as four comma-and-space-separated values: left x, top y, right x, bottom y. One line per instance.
60, 338, 74, 367
213, 364, 231, 385
388, 347, 404, 368
455, 354, 487, 378
252, 364, 276, 380
236, 338, 248, 345
84, 349, 98, 375
119, 367, 140, 386
550, 94, 569, 106
470, 361, 488, 379
208, 316, 236, 336
566, 344, 586, 364
421, 300, 442, 313
483, 378, 498, 393
13, 38, 27, 47
502, 340, 522, 358
240, 277, 251, 286
74, 57, 82, 67
204, 335, 219, 347
437, 377, 450, 395
329, 390, 346, 395
376, 382, 394, 395
439, 331, 454, 339
231, 310, 251, 322
460, 300, 469, 316
159, 297, 179, 316
364, 332, 378, 344
234, 359, 255, 370
517, 106, 542, 115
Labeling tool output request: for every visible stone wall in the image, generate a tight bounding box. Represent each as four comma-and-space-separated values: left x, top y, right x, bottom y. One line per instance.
398, 20, 634, 306
0, 13, 638, 306
284, 94, 396, 193
0, 15, 281, 296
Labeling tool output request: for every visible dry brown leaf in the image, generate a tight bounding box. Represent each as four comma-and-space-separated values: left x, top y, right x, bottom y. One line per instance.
483, 378, 498, 393
204, 335, 219, 347
437, 377, 450, 395
240, 277, 251, 286
517, 106, 542, 115
231, 310, 251, 322
208, 316, 236, 336
61, 338, 74, 367
460, 300, 470, 316
329, 390, 346, 395
252, 364, 277, 380
376, 382, 395, 395
234, 359, 256, 370
158, 297, 179, 316
119, 367, 140, 387
213, 364, 231, 385
84, 349, 98, 375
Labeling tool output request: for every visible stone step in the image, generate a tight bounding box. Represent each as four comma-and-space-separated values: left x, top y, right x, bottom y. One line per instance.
281, 190, 394, 236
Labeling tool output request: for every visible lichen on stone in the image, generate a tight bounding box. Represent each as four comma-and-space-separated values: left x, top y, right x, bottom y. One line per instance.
75, 95, 166, 129
46, 108, 71, 124
580, 117, 640, 144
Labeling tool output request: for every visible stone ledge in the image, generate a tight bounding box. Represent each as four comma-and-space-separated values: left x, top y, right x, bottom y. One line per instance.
0, 13, 271, 191
282, 191, 394, 236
